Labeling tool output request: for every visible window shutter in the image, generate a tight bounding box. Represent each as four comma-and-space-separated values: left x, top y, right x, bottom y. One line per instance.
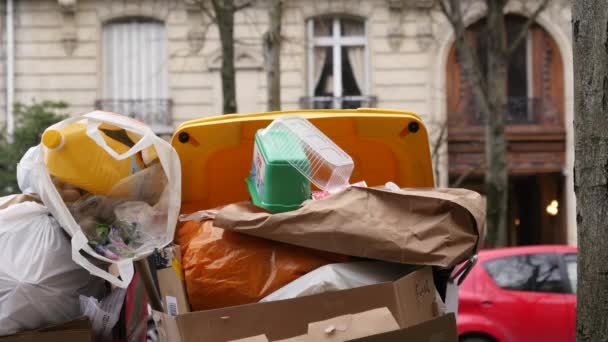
531, 25, 564, 126
103, 20, 168, 101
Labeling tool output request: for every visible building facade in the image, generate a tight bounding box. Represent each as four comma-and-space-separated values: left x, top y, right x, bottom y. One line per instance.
0, 0, 575, 245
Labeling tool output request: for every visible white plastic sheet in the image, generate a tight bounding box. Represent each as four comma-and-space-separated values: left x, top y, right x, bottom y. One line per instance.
80, 288, 127, 341
0, 201, 99, 336
260, 261, 415, 302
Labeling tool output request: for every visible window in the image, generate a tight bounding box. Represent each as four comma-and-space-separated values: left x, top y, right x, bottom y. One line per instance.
563, 253, 577, 293
471, 16, 533, 123
447, 15, 565, 126
483, 253, 568, 293
305, 17, 373, 109
99, 19, 171, 134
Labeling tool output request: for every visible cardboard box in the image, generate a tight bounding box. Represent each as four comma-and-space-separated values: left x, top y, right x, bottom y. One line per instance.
227, 310, 457, 342
348, 313, 457, 342
228, 307, 401, 342
152, 267, 451, 342
156, 246, 190, 315
0, 318, 93, 342
139, 245, 190, 315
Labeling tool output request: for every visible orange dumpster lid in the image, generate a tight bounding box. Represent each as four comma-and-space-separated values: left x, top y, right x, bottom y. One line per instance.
171, 108, 434, 213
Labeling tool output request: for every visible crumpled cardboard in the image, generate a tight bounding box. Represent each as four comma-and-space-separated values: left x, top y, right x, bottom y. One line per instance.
215, 187, 485, 268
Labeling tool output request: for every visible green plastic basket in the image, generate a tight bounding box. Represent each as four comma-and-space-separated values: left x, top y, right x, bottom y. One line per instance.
246, 129, 311, 213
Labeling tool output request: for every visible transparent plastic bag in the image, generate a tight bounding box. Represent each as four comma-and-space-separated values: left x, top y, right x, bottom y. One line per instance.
17, 111, 181, 288
80, 288, 127, 342
68, 164, 171, 261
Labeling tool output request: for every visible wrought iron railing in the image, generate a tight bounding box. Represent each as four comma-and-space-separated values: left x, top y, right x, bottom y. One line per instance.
467, 97, 551, 125
299, 95, 378, 110
95, 99, 173, 135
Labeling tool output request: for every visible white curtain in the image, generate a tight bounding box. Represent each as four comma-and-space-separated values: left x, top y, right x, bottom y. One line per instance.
103, 20, 168, 100
342, 19, 365, 94
347, 46, 365, 94
324, 75, 334, 94
313, 47, 327, 93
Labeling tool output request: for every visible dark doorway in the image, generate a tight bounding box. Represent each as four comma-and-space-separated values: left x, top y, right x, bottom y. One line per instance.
453, 173, 566, 247
510, 173, 565, 246
511, 176, 542, 245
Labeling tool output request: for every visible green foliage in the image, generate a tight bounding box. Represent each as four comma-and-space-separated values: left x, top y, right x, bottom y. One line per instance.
0, 101, 68, 195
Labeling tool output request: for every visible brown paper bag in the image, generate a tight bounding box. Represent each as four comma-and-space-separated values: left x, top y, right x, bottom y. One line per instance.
215, 187, 485, 268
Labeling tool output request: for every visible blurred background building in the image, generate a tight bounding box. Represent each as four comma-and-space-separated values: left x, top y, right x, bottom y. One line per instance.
0, 0, 574, 246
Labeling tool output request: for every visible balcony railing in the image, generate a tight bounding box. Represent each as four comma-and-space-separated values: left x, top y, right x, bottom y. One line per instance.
299, 95, 378, 109
466, 97, 553, 125
95, 99, 173, 135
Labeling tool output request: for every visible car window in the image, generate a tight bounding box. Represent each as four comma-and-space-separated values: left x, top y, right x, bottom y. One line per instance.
564, 253, 577, 293
483, 253, 567, 293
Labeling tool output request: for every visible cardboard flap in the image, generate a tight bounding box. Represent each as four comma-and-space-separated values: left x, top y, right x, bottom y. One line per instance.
348, 313, 458, 342
304, 308, 399, 341
392, 267, 436, 328
152, 311, 183, 342
234, 308, 400, 342
230, 336, 270, 342
0, 318, 92, 342
215, 187, 484, 268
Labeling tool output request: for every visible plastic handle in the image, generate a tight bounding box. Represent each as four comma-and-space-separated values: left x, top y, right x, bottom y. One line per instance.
450, 254, 478, 285
84, 110, 149, 132
71, 232, 134, 288
84, 111, 155, 161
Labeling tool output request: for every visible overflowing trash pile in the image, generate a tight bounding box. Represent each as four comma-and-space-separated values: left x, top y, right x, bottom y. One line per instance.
1, 111, 179, 341
0, 110, 484, 342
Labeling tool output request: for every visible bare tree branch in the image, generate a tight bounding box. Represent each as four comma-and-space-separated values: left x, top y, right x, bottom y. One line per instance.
437, 0, 454, 25
234, 0, 253, 11
429, 119, 448, 184
265, 0, 282, 111
439, 0, 490, 109
196, 0, 252, 23
505, 0, 550, 57
233, 38, 259, 46
431, 122, 448, 160
451, 161, 484, 187
194, 0, 217, 22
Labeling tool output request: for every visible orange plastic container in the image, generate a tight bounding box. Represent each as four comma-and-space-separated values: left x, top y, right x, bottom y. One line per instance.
171, 109, 434, 213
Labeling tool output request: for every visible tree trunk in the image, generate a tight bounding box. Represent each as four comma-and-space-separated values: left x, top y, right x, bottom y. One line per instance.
440, 0, 548, 248
213, 0, 237, 114
572, 2, 608, 340
264, 0, 282, 111
484, 0, 509, 247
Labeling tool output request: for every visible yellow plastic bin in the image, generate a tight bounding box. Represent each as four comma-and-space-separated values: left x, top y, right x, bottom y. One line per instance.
171, 109, 434, 213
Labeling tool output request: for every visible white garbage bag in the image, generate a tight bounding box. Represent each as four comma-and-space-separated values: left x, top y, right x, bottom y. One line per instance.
0, 201, 97, 336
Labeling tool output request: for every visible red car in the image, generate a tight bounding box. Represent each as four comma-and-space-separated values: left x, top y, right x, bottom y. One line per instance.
457, 245, 577, 342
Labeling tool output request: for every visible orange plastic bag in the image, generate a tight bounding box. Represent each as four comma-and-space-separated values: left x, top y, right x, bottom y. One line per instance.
177, 219, 341, 311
